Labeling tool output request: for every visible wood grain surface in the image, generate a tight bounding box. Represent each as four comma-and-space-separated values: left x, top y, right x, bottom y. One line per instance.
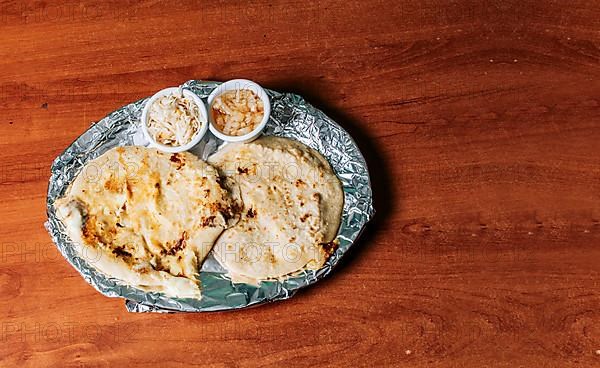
0, 0, 599, 367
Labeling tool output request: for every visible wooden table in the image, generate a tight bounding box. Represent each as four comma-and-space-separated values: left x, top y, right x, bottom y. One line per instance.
1, 1, 599, 366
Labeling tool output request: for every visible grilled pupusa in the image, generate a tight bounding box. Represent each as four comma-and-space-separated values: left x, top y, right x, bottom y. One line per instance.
54, 146, 239, 298
208, 136, 344, 284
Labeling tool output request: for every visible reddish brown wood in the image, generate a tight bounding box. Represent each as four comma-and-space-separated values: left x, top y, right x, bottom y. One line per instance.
0, 0, 599, 366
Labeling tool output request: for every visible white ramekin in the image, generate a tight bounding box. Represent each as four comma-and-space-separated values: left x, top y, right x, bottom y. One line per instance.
207, 79, 271, 143
140, 87, 209, 153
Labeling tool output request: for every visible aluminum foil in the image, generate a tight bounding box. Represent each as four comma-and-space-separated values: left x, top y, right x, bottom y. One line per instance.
45, 80, 374, 313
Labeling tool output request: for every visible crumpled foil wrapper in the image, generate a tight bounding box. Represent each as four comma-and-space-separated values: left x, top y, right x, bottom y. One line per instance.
45, 80, 374, 313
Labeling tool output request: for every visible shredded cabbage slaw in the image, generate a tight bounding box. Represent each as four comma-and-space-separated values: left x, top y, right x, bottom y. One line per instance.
147, 92, 204, 147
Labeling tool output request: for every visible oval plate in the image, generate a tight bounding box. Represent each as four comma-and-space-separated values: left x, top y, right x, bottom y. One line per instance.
45, 80, 374, 312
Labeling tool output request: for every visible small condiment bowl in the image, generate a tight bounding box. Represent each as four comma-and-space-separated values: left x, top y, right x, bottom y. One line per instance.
207, 79, 271, 143
140, 87, 209, 153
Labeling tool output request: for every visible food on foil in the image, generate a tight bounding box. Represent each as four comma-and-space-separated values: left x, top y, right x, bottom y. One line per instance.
211, 89, 264, 136
208, 136, 343, 284
53, 146, 239, 298
147, 92, 204, 146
